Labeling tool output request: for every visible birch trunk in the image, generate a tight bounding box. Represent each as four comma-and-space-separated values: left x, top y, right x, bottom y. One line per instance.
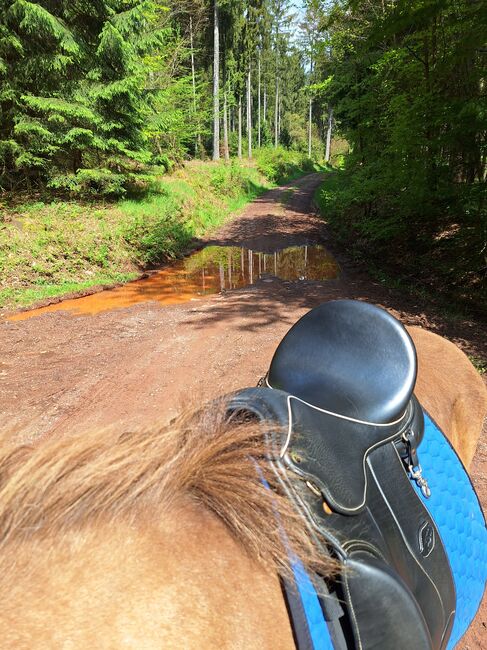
325, 106, 333, 163
278, 89, 281, 139
238, 96, 242, 159
308, 98, 312, 158
257, 52, 261, 148
223, 92, 230, 161
247, 68, 252, 159
212, 1, 220, 161
274, 79, 279, 148
274, 21, 279, 149
190, 17, 201, 157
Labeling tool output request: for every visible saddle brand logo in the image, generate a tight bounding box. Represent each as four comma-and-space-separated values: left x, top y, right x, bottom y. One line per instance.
419, 522, 435, 557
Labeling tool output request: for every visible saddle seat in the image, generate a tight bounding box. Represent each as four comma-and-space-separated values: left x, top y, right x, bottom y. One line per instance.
267, 299, 417, 425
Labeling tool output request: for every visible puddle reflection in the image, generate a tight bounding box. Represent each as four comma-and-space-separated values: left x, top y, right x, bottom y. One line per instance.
9, 244, 339, 321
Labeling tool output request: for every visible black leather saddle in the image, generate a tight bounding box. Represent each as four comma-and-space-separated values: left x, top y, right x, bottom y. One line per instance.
227, 300, 456, 650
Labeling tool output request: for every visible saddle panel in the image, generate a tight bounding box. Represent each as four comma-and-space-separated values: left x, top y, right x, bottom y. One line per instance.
267, 300, 417, 424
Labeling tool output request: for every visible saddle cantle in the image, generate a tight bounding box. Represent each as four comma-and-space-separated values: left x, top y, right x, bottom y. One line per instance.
226, 300, 487, 650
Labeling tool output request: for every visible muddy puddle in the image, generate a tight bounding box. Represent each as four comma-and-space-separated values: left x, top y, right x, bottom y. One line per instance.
9, 244, 339, 321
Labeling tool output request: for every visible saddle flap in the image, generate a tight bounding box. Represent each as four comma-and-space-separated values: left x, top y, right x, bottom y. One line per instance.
283, 396, 413, 514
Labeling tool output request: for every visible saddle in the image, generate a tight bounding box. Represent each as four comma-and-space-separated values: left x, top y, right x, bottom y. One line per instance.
226, 300, 487, 650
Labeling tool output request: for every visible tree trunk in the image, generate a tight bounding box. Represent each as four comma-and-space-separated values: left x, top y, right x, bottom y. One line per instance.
278, 88, 281, 140
308, 98, 312, 158
190, 16, 201, 157
212, 1, 220, 161
274, 20, 279, 149
257, 51, 261, 148
238, 96, 242, 159
274, 79, 279, 148
247, 67, 252, 159
325, 106, 333, 163
223, 92, 230, 161
263, 86, 267, 123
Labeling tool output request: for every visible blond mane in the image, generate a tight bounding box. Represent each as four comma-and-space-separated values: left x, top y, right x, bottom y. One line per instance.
0, 403, 335, 580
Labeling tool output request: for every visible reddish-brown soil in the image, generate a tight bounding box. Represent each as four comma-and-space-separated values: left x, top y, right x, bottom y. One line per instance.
0, 172, 485, 648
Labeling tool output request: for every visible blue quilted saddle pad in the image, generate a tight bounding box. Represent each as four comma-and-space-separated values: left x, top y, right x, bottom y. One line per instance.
292, 411, 487, 649
414, 412, 487, 649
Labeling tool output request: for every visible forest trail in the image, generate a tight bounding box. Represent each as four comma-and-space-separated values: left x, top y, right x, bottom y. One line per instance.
1, 173, 486, 647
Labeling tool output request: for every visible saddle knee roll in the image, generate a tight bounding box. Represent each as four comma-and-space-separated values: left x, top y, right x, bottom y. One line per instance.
343, 555, 443, 650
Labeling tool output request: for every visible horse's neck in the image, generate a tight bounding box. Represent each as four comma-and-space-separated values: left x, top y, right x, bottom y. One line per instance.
1, 501, 295, 649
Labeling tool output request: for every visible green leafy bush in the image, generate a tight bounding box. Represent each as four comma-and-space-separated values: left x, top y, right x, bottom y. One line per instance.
254, 147, 317, 184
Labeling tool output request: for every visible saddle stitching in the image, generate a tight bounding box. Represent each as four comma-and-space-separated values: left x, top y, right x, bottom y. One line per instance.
342, 539, 387, 563
343, 568, 363, 650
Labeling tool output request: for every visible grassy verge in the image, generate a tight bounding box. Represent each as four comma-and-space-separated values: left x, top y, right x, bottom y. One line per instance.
1, 149, 319, 310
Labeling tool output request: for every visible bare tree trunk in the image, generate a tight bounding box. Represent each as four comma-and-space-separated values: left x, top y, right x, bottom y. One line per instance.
247, 67, 252, 159
223, 92, 230, 161
257, 51, 261, 148
274, 80, 279, 148
308, 98, 312, 158
212, 1, 220, 161
190, 16, 201, 157
325, 106, 333, 163
278, 89, 281, 140
263, 86, 267, 123
238, 96, 242, 159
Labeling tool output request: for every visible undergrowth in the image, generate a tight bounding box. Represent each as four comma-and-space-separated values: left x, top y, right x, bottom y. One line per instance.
314, 168, 487, 320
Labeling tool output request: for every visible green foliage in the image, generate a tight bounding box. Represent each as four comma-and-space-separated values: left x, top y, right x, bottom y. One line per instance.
314, 0, 487, 309
254, 146, 317, 183
0, 1, 200, 192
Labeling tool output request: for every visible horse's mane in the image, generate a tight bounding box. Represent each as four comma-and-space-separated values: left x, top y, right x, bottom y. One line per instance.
0, 403, 336, 579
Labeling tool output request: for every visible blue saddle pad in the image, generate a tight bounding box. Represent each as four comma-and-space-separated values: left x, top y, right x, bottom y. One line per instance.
291, 412, 487, 649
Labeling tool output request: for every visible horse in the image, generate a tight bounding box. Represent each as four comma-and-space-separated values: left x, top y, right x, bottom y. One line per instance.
408, 326, 486, 469
0, 324, 485, 649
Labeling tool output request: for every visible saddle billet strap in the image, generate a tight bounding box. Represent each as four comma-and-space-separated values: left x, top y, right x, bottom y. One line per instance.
226, 387, 456, 650
281, 569, 348, 650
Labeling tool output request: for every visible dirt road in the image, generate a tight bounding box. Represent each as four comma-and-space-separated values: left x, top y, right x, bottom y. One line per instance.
1, 172, 486, 647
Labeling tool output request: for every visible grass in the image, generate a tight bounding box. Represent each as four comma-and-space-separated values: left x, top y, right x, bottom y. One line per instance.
468, 356, 487, 375
0, 273, 137, 309
1, 149, 318, 311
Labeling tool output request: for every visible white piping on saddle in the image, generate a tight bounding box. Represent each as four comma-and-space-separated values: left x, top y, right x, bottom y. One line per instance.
264, 376, 409, 458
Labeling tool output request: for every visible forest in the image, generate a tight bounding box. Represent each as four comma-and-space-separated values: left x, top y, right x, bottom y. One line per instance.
0, 0, 486, 313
